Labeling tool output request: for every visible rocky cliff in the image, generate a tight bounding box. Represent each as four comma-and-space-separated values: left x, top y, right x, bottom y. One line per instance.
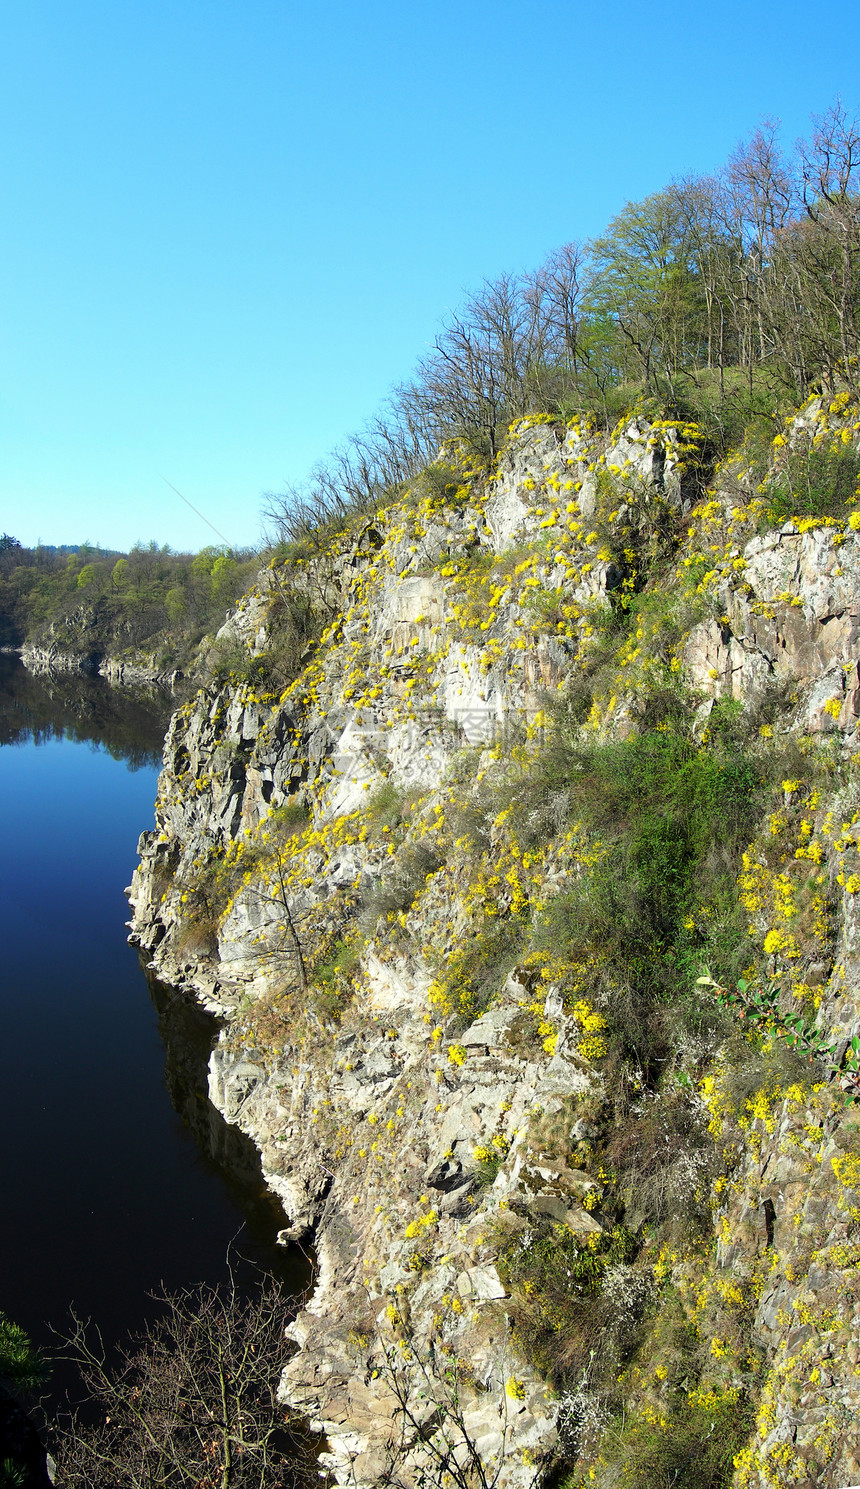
21, 635, 182, 689
129, 396, 860, 1489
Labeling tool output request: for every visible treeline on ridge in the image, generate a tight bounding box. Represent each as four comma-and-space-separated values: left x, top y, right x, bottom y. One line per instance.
6, 104, 860, 667
0, 536, 259, 664
267, 103, 860, 540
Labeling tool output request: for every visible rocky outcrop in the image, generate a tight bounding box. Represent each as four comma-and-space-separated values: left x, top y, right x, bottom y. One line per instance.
97, 655, 183, 689
21, 641, 181, 690
683, 523, 860, 737
130, 400, 860, 1489
20, 641, 100, 674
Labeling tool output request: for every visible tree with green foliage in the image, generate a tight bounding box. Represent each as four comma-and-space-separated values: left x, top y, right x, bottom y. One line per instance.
0, 1313, 46, 1394
0, 1311, 49, 1489
588, 189, 710, 397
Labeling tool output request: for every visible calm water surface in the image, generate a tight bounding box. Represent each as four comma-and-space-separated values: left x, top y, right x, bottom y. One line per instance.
0, 656, 307, 1400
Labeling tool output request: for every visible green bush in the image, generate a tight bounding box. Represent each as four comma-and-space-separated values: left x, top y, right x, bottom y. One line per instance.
445, 776, 500, 855
407, 460, 469, 507
581, 1388, 754, 1489
208, 636, 262, 683
314, 938, 361, 988
363, 780, 404, 834
429, 914, 527, 1024
358, 839, 442, 930
717, 1028, 821, 1115
664, 365, 785, 460
532, 728, 760, 1074
602, 1088, 717, 1232
766, 438, 860, 522
311, 937, 363, 1021
266, 798, 310, 840
473, 1149, 506, 1186
265, 586, 321, 675
498, 1224, 636, 1384
537, 729, 759, 939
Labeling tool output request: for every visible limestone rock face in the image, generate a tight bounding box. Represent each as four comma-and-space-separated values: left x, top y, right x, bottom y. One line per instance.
129, 404, 860, 1489
684, 524, 860, 736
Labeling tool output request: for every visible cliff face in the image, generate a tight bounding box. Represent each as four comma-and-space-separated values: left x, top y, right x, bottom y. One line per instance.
130, 399, 860, 1489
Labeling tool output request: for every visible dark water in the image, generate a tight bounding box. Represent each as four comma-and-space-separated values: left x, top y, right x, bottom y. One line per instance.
0, 655, 308, 1401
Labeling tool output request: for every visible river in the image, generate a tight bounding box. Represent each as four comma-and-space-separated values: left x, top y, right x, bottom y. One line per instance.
0, 655, 308, 1416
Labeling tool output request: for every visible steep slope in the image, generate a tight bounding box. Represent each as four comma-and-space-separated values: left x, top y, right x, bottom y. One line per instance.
130, 397, 860, 1489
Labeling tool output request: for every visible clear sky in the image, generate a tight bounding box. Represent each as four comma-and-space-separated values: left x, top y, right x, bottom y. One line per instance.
2, 0, 858, 554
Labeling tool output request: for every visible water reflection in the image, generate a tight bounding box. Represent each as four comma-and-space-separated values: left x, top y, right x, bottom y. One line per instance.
0, 659, 309, 1438
146, 969, 312, 1294
0, 652, 170, 767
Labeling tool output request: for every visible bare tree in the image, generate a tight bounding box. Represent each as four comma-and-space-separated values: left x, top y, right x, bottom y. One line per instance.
403, 271, 550, 465
263, 99, 860, 550
349, 1291, 527, 1489
262, 401, 433, 547
798, 101, 860, 391
53, 1272, 312, 1489
247, 855, 314, 995
521, 241, 592, 410
722, 122, 798, 380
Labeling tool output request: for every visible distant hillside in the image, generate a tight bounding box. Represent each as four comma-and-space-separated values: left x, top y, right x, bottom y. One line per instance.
0, 539, 260, 678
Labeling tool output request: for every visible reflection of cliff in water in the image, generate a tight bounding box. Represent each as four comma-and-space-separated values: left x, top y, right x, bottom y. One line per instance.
145, 968, 312, 1295
0, 653, 170, 767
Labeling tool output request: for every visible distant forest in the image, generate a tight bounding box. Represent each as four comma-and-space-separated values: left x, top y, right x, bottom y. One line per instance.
0, 534, 259, 664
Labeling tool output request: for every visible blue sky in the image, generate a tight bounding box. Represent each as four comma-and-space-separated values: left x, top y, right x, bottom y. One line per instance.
2, 0, 858, 554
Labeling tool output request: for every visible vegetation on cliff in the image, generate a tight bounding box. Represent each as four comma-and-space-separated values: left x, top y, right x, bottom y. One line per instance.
125, 370, 860, 1489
